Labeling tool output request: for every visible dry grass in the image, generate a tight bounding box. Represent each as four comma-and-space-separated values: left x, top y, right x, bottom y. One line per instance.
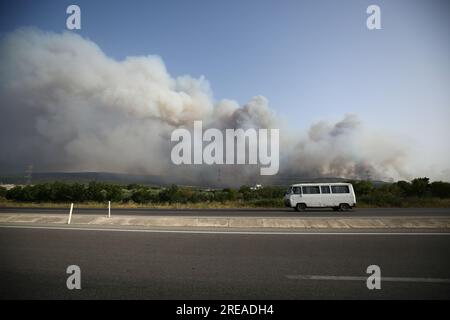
1, 198, 449, 209
0, 199, 276, 209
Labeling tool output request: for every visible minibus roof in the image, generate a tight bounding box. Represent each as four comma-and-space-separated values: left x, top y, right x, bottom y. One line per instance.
290, 182, 353, 187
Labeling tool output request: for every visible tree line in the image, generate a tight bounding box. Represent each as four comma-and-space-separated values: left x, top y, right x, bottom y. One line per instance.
0, 178, 449, 206
349, 178, 450, 206
0, 181, 285, 205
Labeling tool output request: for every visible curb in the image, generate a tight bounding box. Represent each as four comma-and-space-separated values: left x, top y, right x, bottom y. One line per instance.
0, 214, 450, 229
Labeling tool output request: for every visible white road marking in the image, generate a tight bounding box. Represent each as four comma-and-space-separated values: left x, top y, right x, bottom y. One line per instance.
287, 275, 450, 284
0, 224, 449, 235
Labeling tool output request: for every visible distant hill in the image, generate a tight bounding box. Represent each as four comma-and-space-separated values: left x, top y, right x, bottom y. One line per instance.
0, 171, 387, 188
0, 172, 192, 187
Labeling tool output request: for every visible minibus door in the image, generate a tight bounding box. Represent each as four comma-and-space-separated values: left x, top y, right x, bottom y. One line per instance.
292, 186, 302, 204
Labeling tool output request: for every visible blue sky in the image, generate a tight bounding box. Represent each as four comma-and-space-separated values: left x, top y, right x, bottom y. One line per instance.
1, 0, 449, 176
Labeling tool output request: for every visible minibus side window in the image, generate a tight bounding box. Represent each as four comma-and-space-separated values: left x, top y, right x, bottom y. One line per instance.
302, 186, 320, 194
331, 185, 350, 193
293, 187, 301, 194
321, 186, 331, 194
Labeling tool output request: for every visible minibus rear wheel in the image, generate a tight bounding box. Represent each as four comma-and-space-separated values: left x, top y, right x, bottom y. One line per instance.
295, 203, 306, 212
339, 203, 351, 211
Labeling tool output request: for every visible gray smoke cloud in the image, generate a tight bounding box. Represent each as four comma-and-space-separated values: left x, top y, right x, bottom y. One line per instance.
283, 114, 409, 180
0, 28, 410, 186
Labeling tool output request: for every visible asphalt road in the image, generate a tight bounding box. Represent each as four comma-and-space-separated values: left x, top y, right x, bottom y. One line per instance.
1, 207, 449, 217
0, 226, 449, 299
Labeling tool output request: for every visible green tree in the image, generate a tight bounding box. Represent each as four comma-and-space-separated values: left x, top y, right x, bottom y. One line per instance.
410, 177, 430, 197
396, 180, 411, 196
351, 180, 374, 196
430, 181, 450, 198
0, 186, 6, 198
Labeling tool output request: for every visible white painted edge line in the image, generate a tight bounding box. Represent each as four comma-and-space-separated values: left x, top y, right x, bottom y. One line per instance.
287, 275, 450, 284
0, 225, 450, 235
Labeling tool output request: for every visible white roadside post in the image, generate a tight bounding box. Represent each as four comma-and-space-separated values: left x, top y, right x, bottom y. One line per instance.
68, 203, 74, 224
108, 201, 111, 218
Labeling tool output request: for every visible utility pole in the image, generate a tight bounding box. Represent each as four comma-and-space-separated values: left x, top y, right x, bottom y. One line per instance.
25, 164, 33, 185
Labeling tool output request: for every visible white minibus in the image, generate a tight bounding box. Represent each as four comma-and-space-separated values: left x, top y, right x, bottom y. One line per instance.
284, 182, 356, 211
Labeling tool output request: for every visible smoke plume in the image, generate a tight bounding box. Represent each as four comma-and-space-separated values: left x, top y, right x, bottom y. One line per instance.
0, 28, 410, 186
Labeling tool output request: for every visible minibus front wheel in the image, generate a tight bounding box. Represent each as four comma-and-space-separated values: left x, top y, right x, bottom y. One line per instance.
295, 203, 307, 212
